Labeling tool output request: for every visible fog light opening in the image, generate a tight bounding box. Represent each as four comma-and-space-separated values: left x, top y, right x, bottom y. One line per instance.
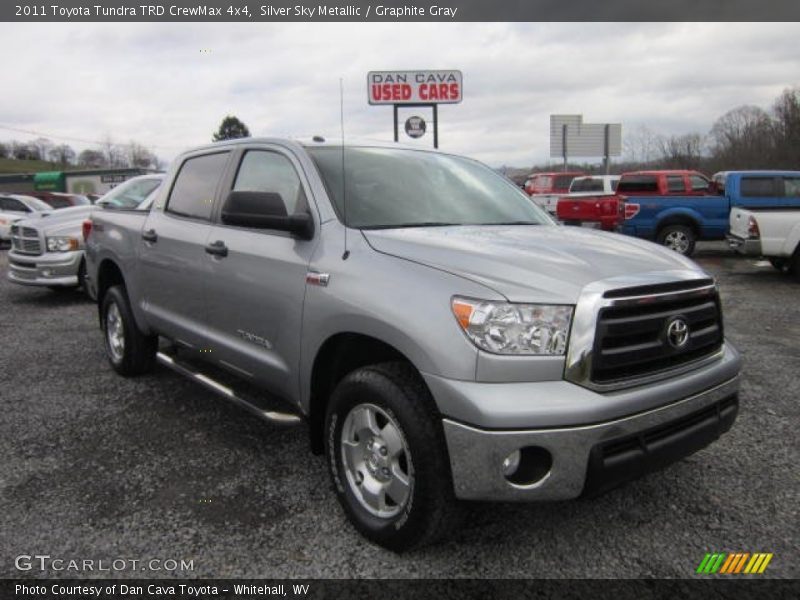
503, 446, 552, 486
502, 450, 521, 477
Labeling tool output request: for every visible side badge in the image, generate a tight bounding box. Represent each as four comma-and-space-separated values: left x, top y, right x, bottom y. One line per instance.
306, 272, 330, 287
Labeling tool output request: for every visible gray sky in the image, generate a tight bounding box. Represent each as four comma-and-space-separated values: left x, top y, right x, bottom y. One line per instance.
2, 22, 798, 168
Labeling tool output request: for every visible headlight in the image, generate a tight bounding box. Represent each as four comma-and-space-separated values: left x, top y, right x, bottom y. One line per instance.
451, 296, 573, 355
46, 236, 80, 252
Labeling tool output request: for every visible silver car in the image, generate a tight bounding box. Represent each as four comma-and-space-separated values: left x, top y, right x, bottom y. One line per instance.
0, 194, 52, 247
7, 175, 162, 290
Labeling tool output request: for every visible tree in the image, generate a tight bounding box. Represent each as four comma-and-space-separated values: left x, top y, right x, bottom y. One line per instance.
708, 105, 772, 170
126, 141, 159, 169
12, 141, 40, 161
0, 142, 8, 159
32, 137, 53, 162
657, 133, 706, 169
78, 148, 106, 168
48, 144, 76, 166
770, 87, 800, 169
623, 125, 660, 164
212, 115, 251, 141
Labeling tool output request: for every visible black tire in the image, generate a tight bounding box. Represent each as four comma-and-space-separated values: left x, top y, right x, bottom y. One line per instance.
657, 224, 696, 256
791, 252, 800, 282
100, 285, 157, 376
325, 362, 459, 552
77, 258, 87, 290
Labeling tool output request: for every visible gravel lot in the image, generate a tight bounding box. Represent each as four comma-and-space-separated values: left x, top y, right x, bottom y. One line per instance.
0, 242, 797, 579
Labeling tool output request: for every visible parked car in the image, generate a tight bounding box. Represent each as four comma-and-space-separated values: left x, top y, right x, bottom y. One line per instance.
0, 194, 53, 248
7, 175, 162, 290
85, 138, 740, 551
556, 175, 621, 230
620, 170, 800, 256
27, 191, 92, 209
727, 183, 800, 279
524, 171, 585, 214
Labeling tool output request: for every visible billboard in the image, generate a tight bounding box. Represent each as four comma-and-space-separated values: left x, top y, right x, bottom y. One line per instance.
550, 114, 622, 158
367, 70, 463, 104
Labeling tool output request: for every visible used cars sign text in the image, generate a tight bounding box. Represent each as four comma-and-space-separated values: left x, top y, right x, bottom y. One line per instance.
367, 70, 463, 104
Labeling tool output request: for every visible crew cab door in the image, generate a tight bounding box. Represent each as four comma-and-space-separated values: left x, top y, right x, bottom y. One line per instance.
138, 150, 231, 347
202, 146, 318, 399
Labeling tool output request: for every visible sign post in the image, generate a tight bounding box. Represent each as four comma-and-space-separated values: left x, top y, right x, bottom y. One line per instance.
368, 70, 462, 149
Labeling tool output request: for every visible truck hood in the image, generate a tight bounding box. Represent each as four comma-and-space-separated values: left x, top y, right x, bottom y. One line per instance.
363, 225, 702, 303
17, 205, 94, 235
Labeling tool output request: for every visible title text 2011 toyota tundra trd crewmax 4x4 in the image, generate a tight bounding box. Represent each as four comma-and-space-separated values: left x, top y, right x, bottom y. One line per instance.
85, 138, 741, 551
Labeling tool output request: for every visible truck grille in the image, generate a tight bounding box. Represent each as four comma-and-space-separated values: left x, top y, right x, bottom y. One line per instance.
591, 282, 723, 383
10, 224, 42, 255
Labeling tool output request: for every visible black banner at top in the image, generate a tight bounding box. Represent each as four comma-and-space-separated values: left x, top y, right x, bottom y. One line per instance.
4, 0, 800, 21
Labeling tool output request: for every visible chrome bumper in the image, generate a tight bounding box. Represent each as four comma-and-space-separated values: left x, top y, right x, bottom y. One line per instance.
7, 249, 83, 287
443, 376, 739, 501
727, 234, 761, 256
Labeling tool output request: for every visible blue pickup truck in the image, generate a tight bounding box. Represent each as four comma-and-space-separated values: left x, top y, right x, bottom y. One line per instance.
619, 170, 800, 255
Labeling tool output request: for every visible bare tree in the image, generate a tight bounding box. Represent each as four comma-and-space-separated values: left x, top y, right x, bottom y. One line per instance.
48, 144, 76, 166
12, 141, 40, 161
126, 141, 158, 169
0, 142, 8, 159
623, 124, 660, 164
770, 87, 800, 169
708, 105, 772, 170
78, 148, 106, 168
657, 133, 706, 169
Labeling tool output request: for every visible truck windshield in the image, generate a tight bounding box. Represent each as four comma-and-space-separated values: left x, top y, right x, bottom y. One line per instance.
97, 177, 162, 209
307, 146, 551, 229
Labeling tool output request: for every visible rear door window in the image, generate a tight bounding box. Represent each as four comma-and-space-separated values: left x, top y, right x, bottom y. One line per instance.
666, 176, 685, 193
690, 175, 710, 192
166, 152, 230, 220
553, 175, 575, 190
617, 175, 659, 193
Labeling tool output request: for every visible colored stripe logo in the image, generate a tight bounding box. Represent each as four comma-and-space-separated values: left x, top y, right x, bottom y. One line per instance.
696, 553, 773, 574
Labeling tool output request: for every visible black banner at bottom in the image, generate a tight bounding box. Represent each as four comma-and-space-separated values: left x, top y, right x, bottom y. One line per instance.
2, 579, 798, 600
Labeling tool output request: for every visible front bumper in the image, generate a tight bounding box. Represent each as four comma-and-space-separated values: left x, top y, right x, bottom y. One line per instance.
7, 249, 83, 287
727, 234, 761, 256
441, 374, 740, 501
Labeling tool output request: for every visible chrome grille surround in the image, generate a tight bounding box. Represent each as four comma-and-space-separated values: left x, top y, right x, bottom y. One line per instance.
10, 224, 42, 255
565, 271, 725, 392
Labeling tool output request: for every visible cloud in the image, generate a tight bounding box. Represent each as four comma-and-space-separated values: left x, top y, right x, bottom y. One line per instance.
0, 22, 798, 167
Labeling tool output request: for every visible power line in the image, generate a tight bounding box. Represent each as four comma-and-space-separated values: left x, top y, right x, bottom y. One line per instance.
0, 124, 184, 151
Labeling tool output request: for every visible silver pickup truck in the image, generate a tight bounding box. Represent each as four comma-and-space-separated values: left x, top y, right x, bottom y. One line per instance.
8, 175, 163, 290
85, 138, 741, 551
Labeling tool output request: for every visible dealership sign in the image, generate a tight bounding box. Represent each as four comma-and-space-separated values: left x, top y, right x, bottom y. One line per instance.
368, 70, 463, 105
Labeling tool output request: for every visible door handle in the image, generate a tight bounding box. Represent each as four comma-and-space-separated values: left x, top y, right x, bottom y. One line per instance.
205, 240, 228, 257
142, 229, 158, 243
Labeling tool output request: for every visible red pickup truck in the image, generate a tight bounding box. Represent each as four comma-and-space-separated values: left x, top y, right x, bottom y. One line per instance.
557, 170, 711, 230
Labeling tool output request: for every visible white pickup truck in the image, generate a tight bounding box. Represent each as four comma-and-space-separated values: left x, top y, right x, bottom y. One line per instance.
728, 207, 800, 278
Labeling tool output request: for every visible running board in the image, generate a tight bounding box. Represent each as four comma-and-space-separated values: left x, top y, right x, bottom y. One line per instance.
156, 351, 302, 426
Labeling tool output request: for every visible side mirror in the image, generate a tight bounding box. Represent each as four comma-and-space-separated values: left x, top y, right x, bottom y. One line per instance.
221, 191, 314, 240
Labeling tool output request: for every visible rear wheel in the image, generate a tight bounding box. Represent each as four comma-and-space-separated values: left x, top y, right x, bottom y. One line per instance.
325, 362, 458, 551
657, 224, 696, 256
101, 285, 157, 376
791, 251, 800, 282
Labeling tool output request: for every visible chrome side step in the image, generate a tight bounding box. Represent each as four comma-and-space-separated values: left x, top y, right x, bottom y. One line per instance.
156, 351, 302, 426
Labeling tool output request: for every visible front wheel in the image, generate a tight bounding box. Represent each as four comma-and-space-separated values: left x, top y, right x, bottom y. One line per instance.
657, 224, 696, 256
325, 362, 458, 552
101, 285, 157, 376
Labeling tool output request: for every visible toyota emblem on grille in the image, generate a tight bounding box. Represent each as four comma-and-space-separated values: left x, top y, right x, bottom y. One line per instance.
666, 317, 690, 349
